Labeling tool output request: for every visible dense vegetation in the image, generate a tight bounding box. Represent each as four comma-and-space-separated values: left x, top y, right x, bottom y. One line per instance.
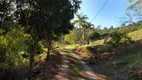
0, 0, 142, 80
0, 0, 81, 79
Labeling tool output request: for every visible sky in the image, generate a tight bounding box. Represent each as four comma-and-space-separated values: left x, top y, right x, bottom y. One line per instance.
77, 0, 131, 28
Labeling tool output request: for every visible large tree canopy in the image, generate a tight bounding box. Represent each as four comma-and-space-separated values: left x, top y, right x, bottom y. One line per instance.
15, 0, 81, 40
10, 0, 82, 79
73, 13, 89, 28
0, 0, 16, 36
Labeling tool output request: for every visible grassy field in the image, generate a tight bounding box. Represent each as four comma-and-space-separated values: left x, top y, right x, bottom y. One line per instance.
60, 28, 142, 66
128, 28, 142, 41
109, 50, 142, 68
58, 29, 142, 79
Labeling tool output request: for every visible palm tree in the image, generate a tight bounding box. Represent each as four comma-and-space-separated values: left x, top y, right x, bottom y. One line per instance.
73, 13, 95, 44
73, 13, 88, 28
84, 22, 95, 44
73, 13, 88, 43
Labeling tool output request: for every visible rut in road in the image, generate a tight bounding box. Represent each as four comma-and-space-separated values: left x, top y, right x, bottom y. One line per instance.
55, 52, 70, 80
71, 53, 109, 80
56, 50, 108, 80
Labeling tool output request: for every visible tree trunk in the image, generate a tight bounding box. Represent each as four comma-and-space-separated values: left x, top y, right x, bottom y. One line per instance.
124, 43, 129, 52
87, 39, 89, 44
83, 28, 85, 41
46, 40, 52, 61
82, 28, 86, 44
47, 42, 50, 61
28, 42, 36, 80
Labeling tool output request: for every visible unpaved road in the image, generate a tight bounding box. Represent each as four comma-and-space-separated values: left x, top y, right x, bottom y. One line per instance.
72, 53, 109, 80
55, 51, 108, 80
55, 52, 69, 80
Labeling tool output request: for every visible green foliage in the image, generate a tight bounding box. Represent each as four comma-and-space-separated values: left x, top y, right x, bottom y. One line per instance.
98, 21, 142, 36
66, 53, 84, 80
128, 28, 142, 41
106, 31, 133, 50
0, 36, 7, 62
64, 29, 82, 44
73, 13, 92, 43
106, 31, 121, 48
117, 21, 142, 34
128, 0, 142, 10
64, 44, 80, 50
35, 43, 44, 54
16, 0, 81, 40
88, 31, 101, 40
112, 51, 142, 68
0, 0, 17, 36
73, 13, 88, 28
0, 27, 31, 67
14, 0, 82, 64
101, 32, 110, 39
128, 0, 133, 3
127, 0, 142, 20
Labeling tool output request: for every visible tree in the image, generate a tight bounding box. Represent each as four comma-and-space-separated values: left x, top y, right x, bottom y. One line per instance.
73, 13, 89, 43
88, 31, 101, 41
127, 0, 142, 20
101, 32, 110, 39
103, 27, 109, 33
73, 13, 88, 28
96, 25, 101, 31
64, 29, 79, 44
84, 22, 95, 44
110, 26, 114, 31
0, 26, 30, 67
0, 0, 15, 36
15, 0, 81, 79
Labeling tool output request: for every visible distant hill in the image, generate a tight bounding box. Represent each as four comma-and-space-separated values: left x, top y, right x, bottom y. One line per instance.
100, 20, 142, 35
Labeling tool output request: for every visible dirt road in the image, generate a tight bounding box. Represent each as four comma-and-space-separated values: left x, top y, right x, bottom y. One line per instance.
55, 51, 108, 80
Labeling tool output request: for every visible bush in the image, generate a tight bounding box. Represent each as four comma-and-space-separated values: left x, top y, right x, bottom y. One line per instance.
106, 31, 133, 51
88, 31, 101, 40
35, 43, 44, 54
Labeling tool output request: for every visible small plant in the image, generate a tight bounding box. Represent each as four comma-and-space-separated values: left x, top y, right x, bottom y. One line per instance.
35, 43, 44, 54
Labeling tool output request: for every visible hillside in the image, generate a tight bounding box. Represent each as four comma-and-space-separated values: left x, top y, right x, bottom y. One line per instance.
65, 28, 142, 80
128, 28, 142, 41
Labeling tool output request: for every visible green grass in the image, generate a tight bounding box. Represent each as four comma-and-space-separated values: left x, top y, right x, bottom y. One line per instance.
62, 39, 105, 50
62, 28, 142, 68
78, 29, 142, 59
91, 39, 104, 45
62, 44, 79, 50
69, 65, 84, 80
128, 28, 142, 41
34, 48, 47, 64
65, 53, 85, 80
110, 51, 142, 68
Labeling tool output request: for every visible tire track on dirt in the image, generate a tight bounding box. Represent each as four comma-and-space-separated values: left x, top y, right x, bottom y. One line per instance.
55, 50, 108, 80
72, 53, 109, 80
55, 52, 69, 80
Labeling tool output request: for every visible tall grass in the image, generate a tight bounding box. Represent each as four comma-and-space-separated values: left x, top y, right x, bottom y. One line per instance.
112, 51, 142, 68
128, 29, 142, 41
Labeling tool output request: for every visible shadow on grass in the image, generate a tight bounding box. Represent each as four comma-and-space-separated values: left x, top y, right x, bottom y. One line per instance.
34, 54, 63, 80
65, 53, 91, 80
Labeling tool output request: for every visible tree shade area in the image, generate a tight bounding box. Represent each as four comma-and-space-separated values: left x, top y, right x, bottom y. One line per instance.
0, 0, 142, 80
